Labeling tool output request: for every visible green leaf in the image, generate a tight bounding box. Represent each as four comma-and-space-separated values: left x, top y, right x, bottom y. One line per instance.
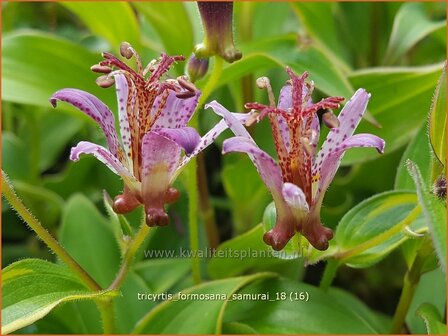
395, 125, 432, 191
222, 158, 270, 233
1, 259, 115, 334
345, 63, 443, 164
223, 277, 387, 333
207, 224, 301, 279
429, 64, 446, 166
384, 3, 446, 65
325, 191, 426, 268
133, 1, 194, 74
290, 2, 351, 73
407, 268, 446, 334
133, 273, 275, 334
61, 2, 141, 50
407, 160, 446, 272
2, 32, 114, 109
198, 35, 355, 99
417, 303, 447, 335
2, 132, 30, 181
60, 194, 121, 288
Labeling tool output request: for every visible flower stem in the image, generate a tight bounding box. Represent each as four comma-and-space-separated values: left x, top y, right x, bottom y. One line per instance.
98, 300, 115, 334
1, 170, 101, 292
319, 258, 340, 291
390, 239, 434, 333
336, 206, 422, 261
108, 222, 150, 290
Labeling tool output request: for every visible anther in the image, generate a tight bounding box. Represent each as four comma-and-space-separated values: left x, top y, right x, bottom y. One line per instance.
245, 110, 260, 127
301, 137, 313, 156
177, 76, 197, 93
120, 42, 133, 59
322, 110, 340, 129
96, 75, 115, 88
256, 76, 276, 107
90, 64, 112, 74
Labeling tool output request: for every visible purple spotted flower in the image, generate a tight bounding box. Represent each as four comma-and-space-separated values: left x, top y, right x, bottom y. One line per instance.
50, 43, 247, 227
208, 68, 385, 251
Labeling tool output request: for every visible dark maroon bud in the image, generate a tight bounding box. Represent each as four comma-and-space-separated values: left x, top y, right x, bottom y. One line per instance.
96, 75, 115, 88
120, 41, 133, 59
195, 2, 242, 63
186, 54, 209, 82
90, 64, 112, 74
432, 175, 446, 199
113, 193, 140, 214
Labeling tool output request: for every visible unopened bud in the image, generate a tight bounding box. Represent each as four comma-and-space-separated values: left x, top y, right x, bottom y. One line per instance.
322, 110, 340, 129
120, 41, 133, 59
186, 54, 209, 82
96, 75, 115, 88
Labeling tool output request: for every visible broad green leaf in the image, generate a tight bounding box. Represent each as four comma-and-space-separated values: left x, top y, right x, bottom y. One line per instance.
198, 35, 355, 99
133, 273, 274, 334
60, 194, 121, 288
1, 259, 116, 334
407, 268, 446, 334
323, 191, 426, 268
223, 277, 387, 334
407, 161, 446, 272
207, 224, 301, 279
2, 132, 30, 181
395, 125, 432, 191
384, 3, 446, 65
290, 2, 351, 73
133, 1, 193, 74
429, 64, 446, 166
222, 158, 270, 233
2, 32, 114, 108
345, 63, 443, 164
61, 2, 141, 50
417, 303, 447, 335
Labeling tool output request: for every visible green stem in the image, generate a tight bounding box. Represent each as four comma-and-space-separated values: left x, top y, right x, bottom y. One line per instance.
336, 206, 422, 261
108, 222, 150, 290
1, 170, 101, 291
98, 300, 115, 334
390, 239, 434, 333
319, 259, 340, 291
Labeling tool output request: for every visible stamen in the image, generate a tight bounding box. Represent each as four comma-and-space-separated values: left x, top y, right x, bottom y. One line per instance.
301, 137, 313, 156
120, 41, 133, 59
245, 110, 260, 127
322, 109, 340, 129
96, 75, 115, 88
90, 64, 112, 74
177, 76, 197, 93
256, 76, 276, 107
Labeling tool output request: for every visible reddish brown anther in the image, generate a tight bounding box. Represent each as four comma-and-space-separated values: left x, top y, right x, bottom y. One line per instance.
96, 75, 115, 88
91, 64, 112, 74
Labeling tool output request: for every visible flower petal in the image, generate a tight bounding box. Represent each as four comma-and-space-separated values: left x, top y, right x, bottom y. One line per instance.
50, 89, 120, 157
282, 182, 309, 212
314, 133, 385, 206
152, 90, 200, 129
114, 74, 132, 161
154, 127, 201, 155
141, 132, 182, 226
222, 136, 283, 199
206, 100, 251, 138
314, 89, 370, 171
70, 141, 138, 190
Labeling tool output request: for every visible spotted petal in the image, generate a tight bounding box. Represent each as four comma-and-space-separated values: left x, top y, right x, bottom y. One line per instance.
50, 89, 120, 157
70, 141, 138, 191
205, 100, 251, 138
114, 74, 132, 161
154, 127, 201, 155
314, 133, 385, 207
314, 89, 370, 171
152, 90, 200, 129
282, 182, 309, 213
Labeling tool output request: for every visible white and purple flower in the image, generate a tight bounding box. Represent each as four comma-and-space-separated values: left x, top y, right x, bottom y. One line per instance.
50, 43, 247, 227
208, 68, 385, 251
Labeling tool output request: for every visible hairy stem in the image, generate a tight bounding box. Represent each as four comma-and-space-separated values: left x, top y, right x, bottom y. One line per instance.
98, 300, 115, 334
390, 239, 434, 333
1, 170, 101, 291
336, 206, 422, 261
319, 259, 340, 291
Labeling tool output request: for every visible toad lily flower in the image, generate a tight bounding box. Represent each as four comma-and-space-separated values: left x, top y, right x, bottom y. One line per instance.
208, 69, 385, 251
50, 43, 246, 227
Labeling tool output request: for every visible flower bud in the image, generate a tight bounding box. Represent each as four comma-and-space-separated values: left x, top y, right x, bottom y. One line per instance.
186, 54, 209, 82
195, 2, 242, 63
